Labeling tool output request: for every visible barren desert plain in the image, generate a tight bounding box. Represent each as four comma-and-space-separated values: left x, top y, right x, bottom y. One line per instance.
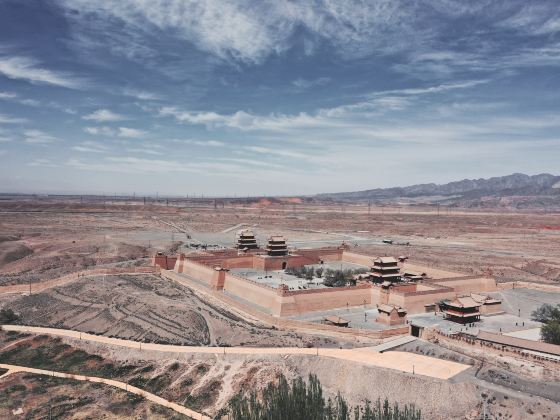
0, 196, 559, 419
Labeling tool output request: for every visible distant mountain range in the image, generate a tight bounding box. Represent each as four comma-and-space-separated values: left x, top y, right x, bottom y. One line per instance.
315, 173, 560, 209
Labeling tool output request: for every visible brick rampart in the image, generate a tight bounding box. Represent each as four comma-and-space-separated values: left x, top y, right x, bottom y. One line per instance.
161, 271, 408, 339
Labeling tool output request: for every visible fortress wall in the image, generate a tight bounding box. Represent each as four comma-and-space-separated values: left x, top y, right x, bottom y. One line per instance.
219, 255, 255, 269
161, 271, 408, 338
298, 248, 343, 262
176, 260, 216, 285
393, 283, 417, 293
433, 276, 497, 293
222, 272, 279, 314
277, 285, 372, 317
389, 289, 456, 314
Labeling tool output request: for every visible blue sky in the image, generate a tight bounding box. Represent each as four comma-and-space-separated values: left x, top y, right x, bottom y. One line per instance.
0, 0, 559, 196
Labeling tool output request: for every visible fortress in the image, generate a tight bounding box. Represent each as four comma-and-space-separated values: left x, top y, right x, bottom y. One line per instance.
155, 231, 498, 319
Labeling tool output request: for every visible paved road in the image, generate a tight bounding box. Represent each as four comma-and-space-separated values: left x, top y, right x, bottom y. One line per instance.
0, 363, 210, 420
1, 325, 469, 380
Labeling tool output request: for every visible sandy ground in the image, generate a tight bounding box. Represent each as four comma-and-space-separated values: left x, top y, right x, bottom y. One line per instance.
1, 325, 470, 380
2, 200, 560, 287
0, 364, 208, 420
0, 371, 189, 419
1, 199, 560, 419
1, 274, 347, 348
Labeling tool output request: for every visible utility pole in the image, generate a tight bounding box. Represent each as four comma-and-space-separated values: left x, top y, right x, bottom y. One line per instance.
368, 200, 371, 216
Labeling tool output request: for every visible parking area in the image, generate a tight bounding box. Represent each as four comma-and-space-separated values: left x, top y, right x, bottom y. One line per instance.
408, 312, 542, 335
289, 306, 394, 330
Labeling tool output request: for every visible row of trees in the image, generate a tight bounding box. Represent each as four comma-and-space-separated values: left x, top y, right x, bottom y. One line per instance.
531, 304, 560, 344
219, 374, 421, 420
284, 266, 368, 288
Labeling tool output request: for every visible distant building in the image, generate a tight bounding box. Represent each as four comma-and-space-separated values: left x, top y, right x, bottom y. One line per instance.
376, 304, 407, 325
236, 229, 258, 250
470, 293, 503, 315
442, 296, 481, 323
402, 270, 425, 282
324, 315, 350, 327
266, 235, 289, 257
370, 257, 401, 283
151, 252, 177, 270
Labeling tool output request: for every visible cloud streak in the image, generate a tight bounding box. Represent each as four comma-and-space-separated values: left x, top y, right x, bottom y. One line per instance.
83, 109, 127, 122
0, 55, 85, 89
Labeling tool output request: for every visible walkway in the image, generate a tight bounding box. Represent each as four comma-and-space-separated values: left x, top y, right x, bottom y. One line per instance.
1, 325, 469, 380
371, 336, 417, 353
0, 363, 210, 420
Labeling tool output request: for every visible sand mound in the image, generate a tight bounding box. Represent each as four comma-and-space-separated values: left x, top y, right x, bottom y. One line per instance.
0, 243, 33, 267
0, 235, 20, 243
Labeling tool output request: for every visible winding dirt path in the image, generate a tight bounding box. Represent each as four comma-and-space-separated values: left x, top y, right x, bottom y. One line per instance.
0, 268, 157, 296
0, 363, 210, 420
1, 325, 469, 379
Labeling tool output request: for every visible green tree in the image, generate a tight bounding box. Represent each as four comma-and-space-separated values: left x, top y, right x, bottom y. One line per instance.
541, 321, 560, 345
531, 304, 560, 345
531, 304, 560, 323
222, 374, 421, 420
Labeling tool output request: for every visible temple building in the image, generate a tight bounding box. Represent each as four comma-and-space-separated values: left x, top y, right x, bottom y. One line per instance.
370, 257, 401, 283
376, 304, 407, 325
266, 235, 289, 256
236, 229, 259, 250
441, 296, 481, 323
470, 293, 503, 315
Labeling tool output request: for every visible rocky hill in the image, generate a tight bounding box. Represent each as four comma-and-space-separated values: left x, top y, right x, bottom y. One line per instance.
316, 173, 560, 209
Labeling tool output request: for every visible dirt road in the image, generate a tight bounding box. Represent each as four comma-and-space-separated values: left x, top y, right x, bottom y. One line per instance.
0, 363, 210, 420
1, 325, 469, 379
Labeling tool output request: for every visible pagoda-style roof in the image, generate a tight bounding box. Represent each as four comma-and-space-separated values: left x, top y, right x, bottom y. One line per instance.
446, 296, 481, 309
236, 229, 258, 249
378, 304, 407, 315
374, 257, 398, 264
266, 235, 288, 256
268, 235, 286, 242
371, 272, 400, 278
444, 309, 481, 318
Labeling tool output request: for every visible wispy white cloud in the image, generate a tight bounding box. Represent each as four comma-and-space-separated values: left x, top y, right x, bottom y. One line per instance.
72, 140, 109, 153
126, 147, 163, 155
118, 127, 147, 138
65, 155, 284, 175
0, 91, 17, 99
0, 113, 27, 124
56, 0, 428, 63
244, 145, 308, 159
0, 55, 85, 89
84, 126, 117, 136
291, 77, 331, 89
23, 129, 58, 144
28, 158, 59, 167
122, 88, 161, 101
172, 138, 226, 147
82, 109, 127, 122
160, 80, 489, 132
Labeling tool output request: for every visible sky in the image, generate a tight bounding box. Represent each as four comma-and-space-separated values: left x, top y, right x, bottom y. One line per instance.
0, 0, 559, 196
